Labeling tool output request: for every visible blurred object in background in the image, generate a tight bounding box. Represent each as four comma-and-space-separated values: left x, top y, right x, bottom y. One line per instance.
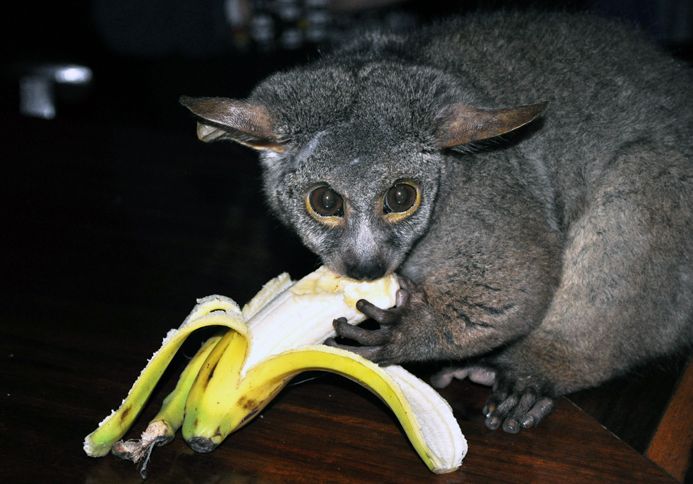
2, 0, 691, 122
91, 0, 415, 57
17, 63, 93, 119
89, 0, 693, 59
592, 0, 693, 45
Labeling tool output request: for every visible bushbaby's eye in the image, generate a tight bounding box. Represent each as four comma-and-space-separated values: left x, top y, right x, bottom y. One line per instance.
384, 183, 417, 213
307, 185, 344, 220
383, 182, 420, 222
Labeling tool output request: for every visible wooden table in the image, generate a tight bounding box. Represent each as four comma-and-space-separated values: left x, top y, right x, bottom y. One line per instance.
0, 114, 675, 483
1, 318, 675, 483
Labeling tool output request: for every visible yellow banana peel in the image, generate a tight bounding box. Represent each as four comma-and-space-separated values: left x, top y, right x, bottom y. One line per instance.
83, 266, 467, 474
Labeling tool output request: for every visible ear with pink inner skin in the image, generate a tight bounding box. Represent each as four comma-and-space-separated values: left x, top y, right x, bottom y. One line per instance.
180, 96, 286, 153
435, 102, 547, 149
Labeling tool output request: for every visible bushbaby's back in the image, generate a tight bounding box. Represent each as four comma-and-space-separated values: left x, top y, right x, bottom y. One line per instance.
423, 12, 692, 145
334, 11, 693, 225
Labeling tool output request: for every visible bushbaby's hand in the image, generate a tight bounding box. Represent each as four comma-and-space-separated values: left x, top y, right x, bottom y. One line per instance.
483, 372, 555, 433
325, 276, 427, 365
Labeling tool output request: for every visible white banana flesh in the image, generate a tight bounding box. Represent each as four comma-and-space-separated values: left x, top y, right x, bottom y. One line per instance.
83, 266, 467, 474
243, 266, 400, 375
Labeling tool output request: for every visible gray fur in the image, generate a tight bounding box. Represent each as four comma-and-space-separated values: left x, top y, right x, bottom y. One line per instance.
183, 11, 693, 430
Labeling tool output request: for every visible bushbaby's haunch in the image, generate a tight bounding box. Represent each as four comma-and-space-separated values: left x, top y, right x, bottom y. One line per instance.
181, 11, 693, 432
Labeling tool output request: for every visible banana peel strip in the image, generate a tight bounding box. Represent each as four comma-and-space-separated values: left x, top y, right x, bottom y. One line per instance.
110, 333, 223, 474
83, 268, 467, 474
83, 297, 245, 458
240, 345, 465, 473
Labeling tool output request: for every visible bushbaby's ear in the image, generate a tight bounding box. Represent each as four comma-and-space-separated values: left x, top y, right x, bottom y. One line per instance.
180, 96, 286, 153
435, 102, 547, 149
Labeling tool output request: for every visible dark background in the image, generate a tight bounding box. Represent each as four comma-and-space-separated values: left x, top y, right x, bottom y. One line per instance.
2, 0, 692, 126
1, 0, 691, 479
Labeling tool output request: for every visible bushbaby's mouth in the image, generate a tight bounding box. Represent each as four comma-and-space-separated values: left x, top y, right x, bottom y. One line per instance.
332, 259, 387, 281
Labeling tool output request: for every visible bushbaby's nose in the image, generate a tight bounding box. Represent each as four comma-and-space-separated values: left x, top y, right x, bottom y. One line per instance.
344, 259, 387, 281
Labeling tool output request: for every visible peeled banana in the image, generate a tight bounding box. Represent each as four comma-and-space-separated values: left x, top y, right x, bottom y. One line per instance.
83, 266, 467, 474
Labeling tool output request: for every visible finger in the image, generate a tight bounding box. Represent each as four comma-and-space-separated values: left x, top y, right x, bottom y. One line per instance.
502, 391, 537, 434
323, 338, 382, 361
395, 288, 410, 308
355, 299, 399, 324
396, 274, 417, 292
521, 397, 554, 429
332, 317, 389, 345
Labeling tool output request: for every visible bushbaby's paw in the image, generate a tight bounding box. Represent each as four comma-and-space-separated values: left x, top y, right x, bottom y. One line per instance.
325, 275, 421, 365
482, 374, 555, 433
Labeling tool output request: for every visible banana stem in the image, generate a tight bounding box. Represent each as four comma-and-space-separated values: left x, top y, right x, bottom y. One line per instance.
111, 333, 225, 476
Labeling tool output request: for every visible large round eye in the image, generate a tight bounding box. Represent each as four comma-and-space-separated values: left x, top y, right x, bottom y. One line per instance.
307, 185, 344, 218
384, 182, 419, 215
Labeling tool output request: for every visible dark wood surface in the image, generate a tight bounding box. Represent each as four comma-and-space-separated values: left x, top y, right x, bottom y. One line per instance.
646, 359, 693, 481
1, 331, 677, 484
1, 110, 678, 482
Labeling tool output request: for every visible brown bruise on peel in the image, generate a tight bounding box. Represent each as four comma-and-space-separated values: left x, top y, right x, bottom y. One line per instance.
238, 408, 262, 427
204, 361, 219, 389
119, 406, 131, 423
235, 395, 266, 428
237, 395, 258, 410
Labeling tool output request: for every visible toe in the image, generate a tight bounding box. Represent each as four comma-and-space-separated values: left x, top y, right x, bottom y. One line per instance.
485, 414, 502, 430
502, 418, 521, 433
504, 391, 537, 431
484, 390, 548, 433
484, 393, 518, 430
521, 397, 554, 429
